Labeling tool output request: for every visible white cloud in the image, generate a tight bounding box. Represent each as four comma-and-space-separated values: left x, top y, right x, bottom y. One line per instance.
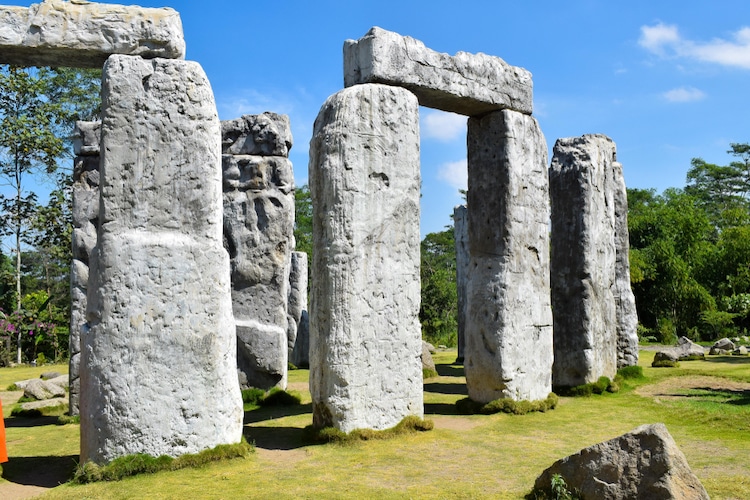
437, 159, 467, 191
662, 86, 706, 103
422, 110, 467, 142
639, 23, 750, 69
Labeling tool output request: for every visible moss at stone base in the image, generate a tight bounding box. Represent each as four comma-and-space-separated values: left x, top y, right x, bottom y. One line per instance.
456, 393, 559, 415
305, 415, 434, 444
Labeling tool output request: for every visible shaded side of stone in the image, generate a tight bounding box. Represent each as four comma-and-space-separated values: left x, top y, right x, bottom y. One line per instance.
453, 205, 469, 363
464, 109, 553, 404
81, 55, 242, 465
344, 26, 532, 116
309, 83, 423, 432
549, 134, 617, 387
223, 142, 295, 390
0, 0, 185, 68
613, 161, 639, 368
288, 251, 309, 367
69, 120, 101, 417
533, 423, 709, 500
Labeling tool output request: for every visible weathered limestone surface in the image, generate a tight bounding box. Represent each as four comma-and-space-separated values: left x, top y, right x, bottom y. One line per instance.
344, 27, 532, 116
653, 337, 705, 365
288, 251, 309, 367
0, 0, 185, 68
613, 161, 639, 368
69, 120, 100, 417
222, 113, 295, 390
533, 423, 709, 499
309, 83, 423, 432
453, 205, 469, 363
81, 55, 242, 464
464, 109, 553, 404
549, 134, 618, 388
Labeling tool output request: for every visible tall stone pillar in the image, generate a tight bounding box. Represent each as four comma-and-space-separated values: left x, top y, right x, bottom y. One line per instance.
613, 162, 639, 368
288, 251, 309, 368
309, 83, 423, 432
464, 109, 553, 404
81, 55, 243, 464
549, 134, 618, 388
453, 205, 469, 363
222, 113, 294, 390
69, 120, 101, 417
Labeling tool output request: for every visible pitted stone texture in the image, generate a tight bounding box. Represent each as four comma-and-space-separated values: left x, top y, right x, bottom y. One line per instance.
464, 110, 553, 404
453, 205, 468, 362
613, 161, 639, 369
81, 55, 242, 465
309, 84, 423, 432
0, 0, 185, 68
550, 134, 618, 387
223, 152, 295, 390
69, 120, 101, 417
344, 27, 532, 116
221, 113, 293, 157
533, 423, 709, 500
287, 251, 309, 365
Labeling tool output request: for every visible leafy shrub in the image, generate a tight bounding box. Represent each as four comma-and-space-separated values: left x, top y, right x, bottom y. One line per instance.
555, 378, 619, 397
6, 383, 18, 391
73, 439, 253, 483
242, 387, 302, 406
305, 415, 434, 444
457, 393, 558, 415
652, 359, 679, 368
261, 388, 301, 406
57, 414, 80, 425
616, 365, 644, 380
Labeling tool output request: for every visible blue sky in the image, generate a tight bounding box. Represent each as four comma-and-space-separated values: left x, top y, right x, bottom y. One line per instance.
11, 0, 750, 237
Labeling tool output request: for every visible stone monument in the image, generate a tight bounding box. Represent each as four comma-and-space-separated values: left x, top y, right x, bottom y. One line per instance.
222, 113, 295, 390
69, 120, 100, 417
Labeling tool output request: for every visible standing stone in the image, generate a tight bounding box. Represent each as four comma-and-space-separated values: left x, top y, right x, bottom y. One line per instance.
549, 134, 618, 388
453, 205, 469, 363
464, 109, 553, 404
69, 120, 101, 417
309, 83, 423, 432
222, 113, 295, 390
288, 251, 309, 367
81, 55, 242, 464
613, 161, 639, 368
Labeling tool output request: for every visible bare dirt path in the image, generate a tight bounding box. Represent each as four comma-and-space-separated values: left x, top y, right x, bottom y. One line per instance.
636, 375, 750, 401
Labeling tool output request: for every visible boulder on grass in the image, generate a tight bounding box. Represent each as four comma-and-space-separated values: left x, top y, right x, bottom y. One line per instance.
40, 371, 62, 380
711, 338, 735, 352
23, 378, 66, 400
653, 337, 704, 366
532, 423, 709, 500
47, 375, 69, 390
20, 397, 68, 411
733, 346, 748, 356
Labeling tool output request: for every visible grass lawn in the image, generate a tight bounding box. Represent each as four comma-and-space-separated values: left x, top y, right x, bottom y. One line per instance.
1, 351, 749, 499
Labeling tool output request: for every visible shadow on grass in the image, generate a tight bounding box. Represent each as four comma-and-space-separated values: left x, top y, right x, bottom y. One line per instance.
243, 402, 312, 425
3, 416, 60, 428
436, 364, 464, 377
687, 387, 750, 406
423, 402, 462, 416
703, 356, 750, 365
2, 455, 78, 487
243, 426, 310, 451
423, 382, 467, 396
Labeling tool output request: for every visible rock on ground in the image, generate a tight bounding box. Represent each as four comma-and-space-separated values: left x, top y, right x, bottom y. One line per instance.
533, 423, 709, 499
23, 378, 65, 401
654, 337, 706, 365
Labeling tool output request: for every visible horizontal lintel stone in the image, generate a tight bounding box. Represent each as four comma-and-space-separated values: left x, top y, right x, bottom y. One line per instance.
0, 0, 185, 68
344, 26, 532, 116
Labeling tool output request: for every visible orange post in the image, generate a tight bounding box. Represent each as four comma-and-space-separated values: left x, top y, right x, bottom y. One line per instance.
0, 399, 7, 463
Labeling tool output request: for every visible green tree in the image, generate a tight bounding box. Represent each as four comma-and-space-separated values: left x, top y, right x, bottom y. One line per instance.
0, 66, 66, 363
420, 227, 458, 347
294, 184, 313, 260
